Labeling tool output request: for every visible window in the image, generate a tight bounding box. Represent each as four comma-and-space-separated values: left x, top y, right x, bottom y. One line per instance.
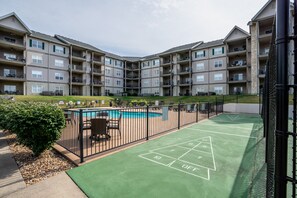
154, 79, 159, 86
32, 85, 43, 93
54, 45, 65, 54
233, 87, 243, 94
55, 59, 64, 67
55, 86, 63, 95
196, 75, 204, 82
154, 69, 159, 75
214, 87, 223, 94
214, 60, 223, 68
115, 60, 123, 67
196, 87, 205, 93
142, 61, 150, 68
4, 53, 17, 60
32, 55, 43, 64
214, 73, 223, 81
143, 80, 149, 86
153, 59, 160, 66
212, 47, 224, 55
4, 37, 16, 43
32, 70, 43, 79
196, 63, 204, 70
4, 85, 16, 93
55, 73, 64, 80
105, 68, 111, 75
105, 78, 111, 85
116, 80, 121, 86
105, 58, 112, 65
195, 50, 205, 58
116, 70, 121, 76
4, 69, 16, 77
30, 39, 44, 49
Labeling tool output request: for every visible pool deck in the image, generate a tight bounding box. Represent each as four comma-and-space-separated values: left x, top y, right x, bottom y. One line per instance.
56, 108, 210, 164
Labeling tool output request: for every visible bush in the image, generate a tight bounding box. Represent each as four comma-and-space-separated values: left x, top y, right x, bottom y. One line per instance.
128, 99, 148, 107
1, 102, 65, 156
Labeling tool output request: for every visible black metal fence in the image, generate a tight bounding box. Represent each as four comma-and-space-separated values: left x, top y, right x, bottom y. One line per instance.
57, 101, 223, 162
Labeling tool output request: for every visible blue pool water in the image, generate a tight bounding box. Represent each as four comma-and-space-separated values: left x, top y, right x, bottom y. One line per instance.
82, 110, 162, 119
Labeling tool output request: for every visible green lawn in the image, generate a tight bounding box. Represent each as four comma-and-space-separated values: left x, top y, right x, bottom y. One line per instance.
11, 95, 261, 106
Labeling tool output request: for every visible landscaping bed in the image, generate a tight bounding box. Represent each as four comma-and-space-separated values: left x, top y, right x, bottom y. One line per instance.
3, 131, 75, 185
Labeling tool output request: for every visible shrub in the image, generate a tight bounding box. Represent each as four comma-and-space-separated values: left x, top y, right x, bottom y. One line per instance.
7, 102, 65, 156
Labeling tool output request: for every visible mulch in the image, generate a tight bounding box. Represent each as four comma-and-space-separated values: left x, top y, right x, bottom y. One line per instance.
3, 131, 76, 185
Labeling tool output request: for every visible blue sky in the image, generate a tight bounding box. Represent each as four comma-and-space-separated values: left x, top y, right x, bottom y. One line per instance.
0, 0, 268, 56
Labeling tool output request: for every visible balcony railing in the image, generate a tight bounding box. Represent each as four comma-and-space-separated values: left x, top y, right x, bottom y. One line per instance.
229, 60, 247, 67
0, 54, 26, 64
160, 70, 172, 76
228, 46, 246, 53
161, 60, 171, 65
126, 74, 139, 78
0, 37, 24, 48
178, 80, 192, 85
72, 65, 83, 71
92, 68, 103, 74
72, 78, 85, 84
161, 81, 172, 86
228, 75, 247, 82
0, 73, 25, 80
93, 57, 102, 62
177, 56, 189, 62
72, 52, 85, 59
178, 68, 191, 74
0, 90, 23, 95
93, 80, 103, 85
126, 83, 139, 87
259, 69, 266, 76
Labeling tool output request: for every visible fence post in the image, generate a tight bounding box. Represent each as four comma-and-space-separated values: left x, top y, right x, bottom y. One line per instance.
146, 105, 149, 140
196, 103, 199, 122
208, 102, 210, 119
79, 109, 84, 163
215, 97, 218, 115
178, 103, 181, 129
236, 95, 239, 104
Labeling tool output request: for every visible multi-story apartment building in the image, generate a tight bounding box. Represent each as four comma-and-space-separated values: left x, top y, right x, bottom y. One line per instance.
0, 0, 293, 97
0, 13, 30, 95
26, 32, 70, 95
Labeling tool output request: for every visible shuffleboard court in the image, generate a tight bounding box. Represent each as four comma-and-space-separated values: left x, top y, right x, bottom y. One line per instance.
67, 113, 265, 198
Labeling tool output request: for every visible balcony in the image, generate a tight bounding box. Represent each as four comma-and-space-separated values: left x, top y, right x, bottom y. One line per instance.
71, 78, 86, 85
0, 37, 25, 50
258, 50, 269, 60
161, 60, 171, 66
71, 91, 83, 96
126, 83, 139, 88
72, 65, 84, 73
92, 80, 103, 87
93, 56, 102, 64
0, 54, 26, 66
178, 68, 191, 75
177, 56, 190, 63
259, 29, 272, 41
0, 73, 25, 82
126, 65, 139, 70
228, 60, 248, 70
92, 68, 104, 75
72, 52, 85, 62
161, 81, 172, 87
258, 69, 266, 78
227, 47, 246, 56
160, 70, 172, 76
178, 80, 192, 86
126, 74, 139, 79
228, 75, 247, 83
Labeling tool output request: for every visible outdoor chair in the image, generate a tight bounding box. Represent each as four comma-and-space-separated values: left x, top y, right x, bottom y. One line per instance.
90, 118, 110, 144
186, 104, 196, 113
107, 113, 122, 137
97, 111, 109, 118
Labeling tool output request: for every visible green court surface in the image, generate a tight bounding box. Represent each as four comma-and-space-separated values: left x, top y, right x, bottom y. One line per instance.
67, 113, 265, 198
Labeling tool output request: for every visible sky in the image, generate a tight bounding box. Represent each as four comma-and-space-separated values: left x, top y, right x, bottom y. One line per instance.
0, 0, 268, 57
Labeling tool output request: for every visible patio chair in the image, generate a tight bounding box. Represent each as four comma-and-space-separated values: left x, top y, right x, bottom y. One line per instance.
107, 113, 122, 137
97, 111, 109, 118
90, 118, 110, 144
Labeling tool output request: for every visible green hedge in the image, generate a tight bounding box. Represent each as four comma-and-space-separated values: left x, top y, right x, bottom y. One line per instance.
0, 100, 65, 156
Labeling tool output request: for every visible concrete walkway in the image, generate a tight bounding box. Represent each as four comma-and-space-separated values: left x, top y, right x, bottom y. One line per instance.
0, 131, 26, 197
0, 132, 87, 198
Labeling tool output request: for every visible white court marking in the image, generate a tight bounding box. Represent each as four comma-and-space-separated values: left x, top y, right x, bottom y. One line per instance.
139, 136, 216, 180
185, 128, 257, 139
198, 122, 253, 131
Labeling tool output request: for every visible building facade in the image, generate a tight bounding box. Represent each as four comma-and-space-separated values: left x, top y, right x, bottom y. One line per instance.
0, 0, 292, 96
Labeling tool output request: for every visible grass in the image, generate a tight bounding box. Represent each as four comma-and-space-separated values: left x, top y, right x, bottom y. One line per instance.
11, 94, 261, 106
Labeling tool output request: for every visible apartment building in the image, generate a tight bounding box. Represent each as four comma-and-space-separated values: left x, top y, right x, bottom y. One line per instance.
26, 32, 70, 95
104, 53, 124, 95
0, 13, 29, 95
140, 55, 160, 96
0, 0, 293, 97
124, 57, 141, 96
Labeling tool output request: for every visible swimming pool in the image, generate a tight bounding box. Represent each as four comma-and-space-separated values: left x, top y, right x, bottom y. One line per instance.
82, 110, 162, 119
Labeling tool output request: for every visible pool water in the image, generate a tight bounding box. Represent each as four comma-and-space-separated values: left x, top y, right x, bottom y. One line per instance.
83, 110, 162, 119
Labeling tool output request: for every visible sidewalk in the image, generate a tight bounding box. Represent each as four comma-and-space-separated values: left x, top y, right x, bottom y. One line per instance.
0, 131, 26, 197
0, 132, 87, 198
